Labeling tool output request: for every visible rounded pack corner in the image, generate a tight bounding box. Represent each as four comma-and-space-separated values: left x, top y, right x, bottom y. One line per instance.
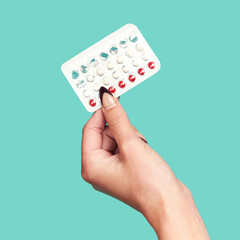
124, 23, 138, 31
61, 63, 66, 73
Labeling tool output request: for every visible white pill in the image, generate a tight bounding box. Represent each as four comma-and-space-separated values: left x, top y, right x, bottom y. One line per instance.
116, 56, 124, 64
112, 71, 120, 79
93, 83, 101, 91
86, 74, 94, 82
97, 68, 104, 76
132, 59, 139, 67
107, 62, 114, 70
102, 76, 110, 85
142, 53, 149, 61
83, 89, 91, 97
125, 49, 134, 58
136, 43, 144, 52
122, 65, 129, 73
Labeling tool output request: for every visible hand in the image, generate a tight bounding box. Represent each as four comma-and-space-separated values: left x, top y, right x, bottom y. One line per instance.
81, 87, 210, 240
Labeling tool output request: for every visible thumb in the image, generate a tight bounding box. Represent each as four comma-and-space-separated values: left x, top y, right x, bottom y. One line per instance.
99, 87, 136, 148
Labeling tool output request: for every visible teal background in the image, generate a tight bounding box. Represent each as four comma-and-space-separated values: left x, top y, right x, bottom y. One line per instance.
0, 0, 239, 239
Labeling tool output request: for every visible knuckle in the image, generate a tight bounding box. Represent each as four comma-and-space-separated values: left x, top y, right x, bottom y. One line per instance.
81, 168, 93, 183
187, 189, 193, 198
82, 124, 87, 135
81, 169, 89, 182
179, 181, 193, 199
81, 161, 94, 183
131, 125, 138, 132
183, 185, 193, 198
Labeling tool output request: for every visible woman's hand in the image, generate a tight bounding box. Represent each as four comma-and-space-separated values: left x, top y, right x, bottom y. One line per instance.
81, 87, 210, 240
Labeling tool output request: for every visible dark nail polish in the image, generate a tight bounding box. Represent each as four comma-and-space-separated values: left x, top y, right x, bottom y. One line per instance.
99, 86, 113, 104
140, 137, 148, 144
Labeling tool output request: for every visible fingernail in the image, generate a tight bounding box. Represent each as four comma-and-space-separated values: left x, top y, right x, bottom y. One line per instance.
140, 137, 148, 144
99, 87, 112, 102
99, 87, 116, 110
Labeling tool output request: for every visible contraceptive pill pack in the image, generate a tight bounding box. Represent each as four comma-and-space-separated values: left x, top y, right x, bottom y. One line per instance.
61, 24, 161, 112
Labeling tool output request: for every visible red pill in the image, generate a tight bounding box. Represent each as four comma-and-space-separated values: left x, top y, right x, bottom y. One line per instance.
89, 99, 96, 107
108, 86, 116, 93
148, 62, 155, 69
129, 75, 136, 82
138, 68, 145, 75
118, 81, 126, 88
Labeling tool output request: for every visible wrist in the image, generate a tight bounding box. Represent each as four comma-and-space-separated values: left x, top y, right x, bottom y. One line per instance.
141, 183, 210, 240
140, 182, 188, 239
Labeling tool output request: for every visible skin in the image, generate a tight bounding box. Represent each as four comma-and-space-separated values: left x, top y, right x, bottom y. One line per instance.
81, 93, 210, 240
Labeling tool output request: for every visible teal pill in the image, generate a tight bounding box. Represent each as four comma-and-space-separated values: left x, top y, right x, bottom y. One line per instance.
72, 70, 79, 79
100, 52, 109, 60
76, 80, 85, 88
129, 34, 138, 43
109, 46, 118, 54
119, 40, 127, 48
80, 65, 88, 73
90, 58, 98, 67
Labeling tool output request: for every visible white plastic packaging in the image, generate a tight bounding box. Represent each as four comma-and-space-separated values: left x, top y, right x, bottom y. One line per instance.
61, 24, 161, 112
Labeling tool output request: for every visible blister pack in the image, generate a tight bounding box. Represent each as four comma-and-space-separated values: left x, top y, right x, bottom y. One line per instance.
61, 24, 161, 112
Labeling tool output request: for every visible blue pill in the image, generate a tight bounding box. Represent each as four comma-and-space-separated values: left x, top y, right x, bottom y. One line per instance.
129, 34, 138, 43
80, 65, 88, 73
109, 46, 118, 54
72, 70, 79, 79
100, 52, 109, 60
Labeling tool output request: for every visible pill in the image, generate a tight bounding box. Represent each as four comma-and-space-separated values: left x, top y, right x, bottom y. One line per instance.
129, 75, 136, 82
148, 62, 155, 69
62, 24, 161, 112
97, 68, 104, 76
80, 65, 88, 73
129, 34, 138, 43
119, 80, 126, 88
89, 99, 96, 107
110, 46, 118, 54
108, 86, 116, 93
113, 71, 120, 79
83, 89, 91, 97
122, 65, 129, 73
90, 58, 98, 67
72, 70, 79, 79
132, 59, 139, 67
116, 56, 124, 64
136, 44, 143, 52
142, 53, 149, 61
76, 80, 85, 88
93, 83, 100, 91
102, 76, 110, 85
119, 40, 127, 48
138, 68, 145, 75
86, 74, 95, 82
125, 49, 134, 58
100, 52, 109, 60
107, 62, 114, 70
